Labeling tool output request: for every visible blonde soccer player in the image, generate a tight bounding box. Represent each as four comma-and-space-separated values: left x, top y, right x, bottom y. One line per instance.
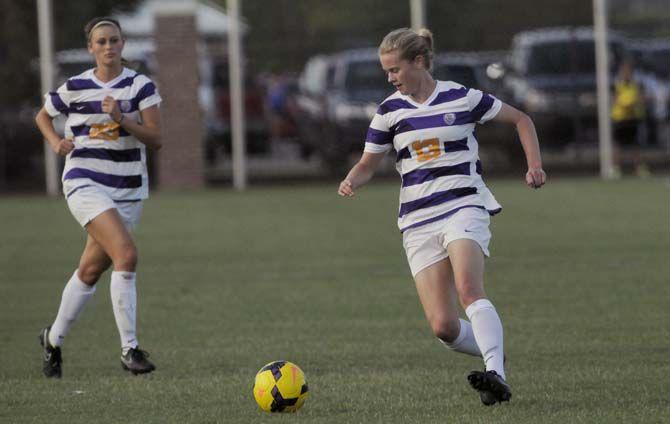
338, 28, 546, 405
35, 16, 162, 377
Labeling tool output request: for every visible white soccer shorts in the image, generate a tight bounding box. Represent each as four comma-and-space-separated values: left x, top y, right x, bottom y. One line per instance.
65, 185, 143, 230
402, 206, 491, 277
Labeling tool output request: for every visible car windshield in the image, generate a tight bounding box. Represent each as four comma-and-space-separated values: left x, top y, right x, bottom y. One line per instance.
526, 40, 622, 75
344, 60, 392, 102
433, 64, 479, 88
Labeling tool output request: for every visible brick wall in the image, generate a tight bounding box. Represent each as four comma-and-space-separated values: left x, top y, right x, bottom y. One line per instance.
154, 11, 204, 189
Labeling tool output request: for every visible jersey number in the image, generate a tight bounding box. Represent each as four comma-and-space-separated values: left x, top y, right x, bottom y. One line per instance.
411, 138, 440, 162
90, 122, 120, 141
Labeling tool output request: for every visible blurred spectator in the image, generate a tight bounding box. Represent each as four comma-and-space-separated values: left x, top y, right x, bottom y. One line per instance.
611, 59, 649, 177
637, 62, 670, 147
265, 73, 299, 156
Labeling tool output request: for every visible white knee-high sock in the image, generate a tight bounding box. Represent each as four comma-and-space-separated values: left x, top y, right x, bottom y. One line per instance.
49, 269, 96, 347
465, 298, 506, 379
110, 271, 138, 354
439, 319, 481, 357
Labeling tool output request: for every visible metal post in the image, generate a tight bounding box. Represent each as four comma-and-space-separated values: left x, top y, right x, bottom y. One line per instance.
594, 0, 615, 179
37, 0, 60, 195
410, 0, 426, 30
228, 0, 247, 190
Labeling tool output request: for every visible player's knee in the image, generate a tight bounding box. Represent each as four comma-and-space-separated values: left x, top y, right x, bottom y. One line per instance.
430, 316, 460, 342
78, 262, 110, 285
113, 243, 138, 271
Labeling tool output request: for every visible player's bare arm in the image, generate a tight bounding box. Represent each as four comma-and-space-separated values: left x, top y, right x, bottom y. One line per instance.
493, 103, 546, 189
338, 151, 386, 197
34, 107, 74, 156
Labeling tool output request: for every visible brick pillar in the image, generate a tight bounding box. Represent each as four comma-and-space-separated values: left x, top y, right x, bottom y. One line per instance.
154, 3, 204, 189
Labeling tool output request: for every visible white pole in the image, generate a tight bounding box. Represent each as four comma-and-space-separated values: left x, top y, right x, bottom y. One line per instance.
227, 0, 247, 190
37, 0, 60, 196
410, 0, 426, 30
594, 0, 615, 179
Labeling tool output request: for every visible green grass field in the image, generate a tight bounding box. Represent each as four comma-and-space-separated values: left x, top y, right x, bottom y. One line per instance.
1, 176, 669, 423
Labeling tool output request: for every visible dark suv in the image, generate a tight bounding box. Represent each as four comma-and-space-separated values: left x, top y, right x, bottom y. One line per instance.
295, 48, 392, 172
433, 51, 506, 94
500, 27, 625, 146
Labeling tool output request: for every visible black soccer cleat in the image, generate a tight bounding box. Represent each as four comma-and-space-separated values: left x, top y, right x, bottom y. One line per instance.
39, 326, 62, 378
467, 370, 512, 406
121, 347, 156, 375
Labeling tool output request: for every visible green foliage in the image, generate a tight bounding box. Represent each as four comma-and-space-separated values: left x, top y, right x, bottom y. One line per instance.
1, 177, 670, 422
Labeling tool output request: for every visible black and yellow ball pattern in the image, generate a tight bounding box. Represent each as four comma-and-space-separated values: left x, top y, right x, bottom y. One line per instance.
253, 361, 309, 413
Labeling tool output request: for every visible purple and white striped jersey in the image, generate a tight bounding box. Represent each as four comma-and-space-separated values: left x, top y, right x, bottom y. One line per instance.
43, 67, 161, 201
364, 80, 503, 232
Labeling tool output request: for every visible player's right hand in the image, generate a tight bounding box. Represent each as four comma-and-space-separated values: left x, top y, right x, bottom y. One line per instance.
338, 179, 355, 197
53, 138, 75, 156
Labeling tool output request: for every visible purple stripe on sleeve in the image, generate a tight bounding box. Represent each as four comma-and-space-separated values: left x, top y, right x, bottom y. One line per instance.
400, 205, 486, 232
49, 93, 68, 113
66, 79, 100, 91
366, 127, 392, 145
63, 167, 142, 188
70, 148, 141, 162
378, 99, 416, 115
401, 162, 471, 187
135, 82, 156, 102
429, 87, 468, 106
471, 93, 495, 122
398, 186, 477, 217
70, 124, 131, 138
394, 112, 472, 134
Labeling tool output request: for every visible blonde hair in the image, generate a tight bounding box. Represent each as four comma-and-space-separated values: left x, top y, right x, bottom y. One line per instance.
378, 28, 434, 71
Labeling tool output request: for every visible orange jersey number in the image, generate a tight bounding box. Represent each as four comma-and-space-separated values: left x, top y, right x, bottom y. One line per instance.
411, 138, 441, 162
89, 122, 120, 141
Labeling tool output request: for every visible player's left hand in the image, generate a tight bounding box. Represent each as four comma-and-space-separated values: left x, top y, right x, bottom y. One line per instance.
101, 96, 122, 123
338, 179, 355, 197
526, 167, 546, 189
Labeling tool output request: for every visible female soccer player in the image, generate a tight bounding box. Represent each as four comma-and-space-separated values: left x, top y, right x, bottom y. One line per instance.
34, 17, 162, 377
338, 28, 546, 405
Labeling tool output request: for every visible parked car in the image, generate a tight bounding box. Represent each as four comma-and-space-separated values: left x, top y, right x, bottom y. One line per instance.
205, 60, 269, 162
434, 51, 507, 94
498, 27, 626, 147
294, 48, 392, 173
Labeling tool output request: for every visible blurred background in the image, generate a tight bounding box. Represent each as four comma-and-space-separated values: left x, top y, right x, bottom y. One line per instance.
1, 0, 670, 192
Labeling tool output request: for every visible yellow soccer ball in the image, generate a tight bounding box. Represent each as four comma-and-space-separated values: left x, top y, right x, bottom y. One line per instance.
253, 360, 309, 413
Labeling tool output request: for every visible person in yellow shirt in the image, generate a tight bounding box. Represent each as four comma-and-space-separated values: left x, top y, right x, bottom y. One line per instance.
611, 60, 649, 177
